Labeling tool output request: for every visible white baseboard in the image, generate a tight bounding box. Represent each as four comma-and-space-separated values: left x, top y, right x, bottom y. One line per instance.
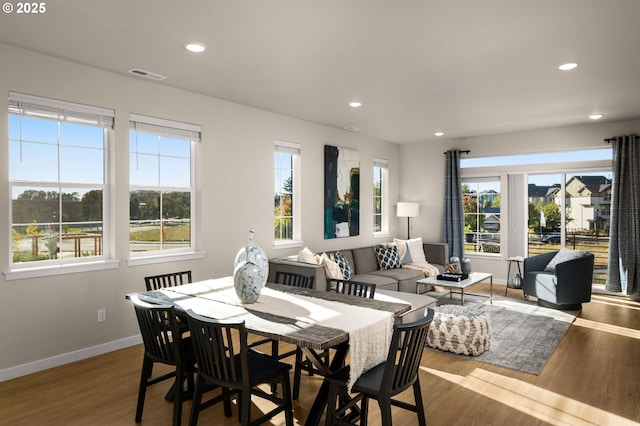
0, 335, 142, 382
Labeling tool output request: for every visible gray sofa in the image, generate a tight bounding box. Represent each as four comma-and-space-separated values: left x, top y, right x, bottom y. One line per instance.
268, 242, 448, 294
522, 250, 594, 310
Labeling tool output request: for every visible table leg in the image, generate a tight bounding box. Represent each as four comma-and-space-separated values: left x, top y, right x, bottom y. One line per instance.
304, 341, 349, 426
461, 289, 464, 306
490, 276, 493, 304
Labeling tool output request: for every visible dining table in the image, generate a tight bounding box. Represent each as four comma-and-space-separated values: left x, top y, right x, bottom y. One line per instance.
126, 276, 412, 426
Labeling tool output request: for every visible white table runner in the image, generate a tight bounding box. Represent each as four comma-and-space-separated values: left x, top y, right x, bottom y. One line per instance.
170, 277, 394, 390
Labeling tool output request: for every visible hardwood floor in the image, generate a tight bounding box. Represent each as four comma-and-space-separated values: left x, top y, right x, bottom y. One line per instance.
1, 285, 639, 425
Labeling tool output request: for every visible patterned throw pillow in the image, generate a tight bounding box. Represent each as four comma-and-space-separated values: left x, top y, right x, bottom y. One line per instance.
333, 251, 353, 280
374, 246, 402, 270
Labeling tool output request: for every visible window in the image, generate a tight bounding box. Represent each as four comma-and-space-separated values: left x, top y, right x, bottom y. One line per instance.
528, 171, 611, 284
373, 158, 388, 234
8, 92, 113, 268
129, 114, 200, 257
462, 148, 612, 284
462, 178, 501, 254
274, 140, 301, 245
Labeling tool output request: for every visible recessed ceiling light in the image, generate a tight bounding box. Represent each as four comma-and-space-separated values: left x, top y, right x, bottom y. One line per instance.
349, 101, 362, 108
184, 42, 207, 53
434, 132, 444, 137
589, 113, 604, 120
558, 62, 578, 71
435, 85, 459, 93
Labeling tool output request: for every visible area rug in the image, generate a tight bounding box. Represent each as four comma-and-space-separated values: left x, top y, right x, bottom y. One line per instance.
426, 296, 579, 375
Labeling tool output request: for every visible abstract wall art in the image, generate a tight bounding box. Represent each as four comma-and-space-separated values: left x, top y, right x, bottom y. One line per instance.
324, 145, 360, 239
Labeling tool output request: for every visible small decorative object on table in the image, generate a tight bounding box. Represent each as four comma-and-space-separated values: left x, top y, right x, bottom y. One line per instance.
448, 256, 461, 273
461, 257, 472, 274
436, 273, 469, 282
233, 230, 269, 304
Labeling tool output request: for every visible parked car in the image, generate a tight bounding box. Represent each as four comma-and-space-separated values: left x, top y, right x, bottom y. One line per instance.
542, 233, 562, 243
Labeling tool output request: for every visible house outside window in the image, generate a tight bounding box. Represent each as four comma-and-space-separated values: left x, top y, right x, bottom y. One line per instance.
373, 158, 388, 234
129, 114, 200, 258
8, 92, 113, 269
274, 140, 301, 246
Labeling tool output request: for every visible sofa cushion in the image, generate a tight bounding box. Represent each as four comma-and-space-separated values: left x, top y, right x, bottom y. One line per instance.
351, 273, 398, 291
369, 267, 424, 283
374, 246, 402, 270
351, 247, 380, 274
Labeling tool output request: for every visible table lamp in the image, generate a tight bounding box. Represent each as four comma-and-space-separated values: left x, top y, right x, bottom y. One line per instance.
397, 202, 420, 239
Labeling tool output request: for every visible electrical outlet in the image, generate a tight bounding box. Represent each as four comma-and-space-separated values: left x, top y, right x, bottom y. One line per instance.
98, 308, 107, 322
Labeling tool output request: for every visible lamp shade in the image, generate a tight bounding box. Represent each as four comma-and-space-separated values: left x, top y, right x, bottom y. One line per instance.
397, 202, 420, 218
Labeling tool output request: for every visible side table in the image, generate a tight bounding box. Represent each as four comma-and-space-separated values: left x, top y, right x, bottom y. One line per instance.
505, 256, 524, 296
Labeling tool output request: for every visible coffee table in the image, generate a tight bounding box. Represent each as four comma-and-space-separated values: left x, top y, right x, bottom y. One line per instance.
416, 272, 493, 305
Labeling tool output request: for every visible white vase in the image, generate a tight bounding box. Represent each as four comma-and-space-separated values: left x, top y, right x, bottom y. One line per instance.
233, 230, 268, 304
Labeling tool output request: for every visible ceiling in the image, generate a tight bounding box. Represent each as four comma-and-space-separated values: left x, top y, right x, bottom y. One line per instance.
1, 0, 639, 144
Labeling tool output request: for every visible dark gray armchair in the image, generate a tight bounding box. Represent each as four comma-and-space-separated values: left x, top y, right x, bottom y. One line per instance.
522, 250, 594, 310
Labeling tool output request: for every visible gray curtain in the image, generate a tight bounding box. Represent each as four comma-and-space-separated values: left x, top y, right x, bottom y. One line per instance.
607, 135, 640, 298
442, 150, 464, 260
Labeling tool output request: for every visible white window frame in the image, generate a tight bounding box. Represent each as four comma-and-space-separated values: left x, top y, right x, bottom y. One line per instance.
274, 140, 302, 249
5, 92, 118, 280
373, 158, 389, 237
128, 113, 202, 265
460, 175, 502, 257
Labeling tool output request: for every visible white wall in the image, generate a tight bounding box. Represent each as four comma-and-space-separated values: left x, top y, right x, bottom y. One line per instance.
0, 43, 401, 378
400, 118, 640, 282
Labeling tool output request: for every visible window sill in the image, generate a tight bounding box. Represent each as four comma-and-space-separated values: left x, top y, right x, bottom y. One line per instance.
373, 232, 390, 239
127, 251, 205, 267
4, 259, 121, 281
273, 240, 304, 250
463, 252, 503, 259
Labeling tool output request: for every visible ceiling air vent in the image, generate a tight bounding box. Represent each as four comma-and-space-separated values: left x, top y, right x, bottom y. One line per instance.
127, 68, 167, 81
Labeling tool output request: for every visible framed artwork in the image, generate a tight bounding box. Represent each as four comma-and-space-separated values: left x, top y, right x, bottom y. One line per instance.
324, 145, 360, 239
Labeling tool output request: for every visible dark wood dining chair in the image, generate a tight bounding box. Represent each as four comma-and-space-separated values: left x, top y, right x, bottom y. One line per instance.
144, 270, 192, 291
326, 278, 377, 298
130, 295, 195, 426
324, 309, 435, 426
274, 270, 315, 288
185, 309, 294, 426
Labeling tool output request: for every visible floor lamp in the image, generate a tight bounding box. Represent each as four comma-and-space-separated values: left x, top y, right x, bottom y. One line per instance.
397, 202, 420, 239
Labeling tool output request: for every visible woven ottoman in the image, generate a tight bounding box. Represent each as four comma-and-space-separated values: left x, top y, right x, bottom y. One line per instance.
427, 305, 492, 356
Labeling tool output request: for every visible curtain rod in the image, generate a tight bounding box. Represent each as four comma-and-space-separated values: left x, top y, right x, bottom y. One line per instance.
604, 134, 639, 143
443, 150, 471, 155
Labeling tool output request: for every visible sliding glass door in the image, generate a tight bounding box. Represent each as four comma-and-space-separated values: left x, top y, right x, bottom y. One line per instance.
527, 171, 611, 284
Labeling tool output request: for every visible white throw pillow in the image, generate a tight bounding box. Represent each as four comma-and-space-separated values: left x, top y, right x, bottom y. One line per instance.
297, 247, 318, 264
393, 237, 426, 263
320, 253, 344, 279
544, 248, 589, 272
